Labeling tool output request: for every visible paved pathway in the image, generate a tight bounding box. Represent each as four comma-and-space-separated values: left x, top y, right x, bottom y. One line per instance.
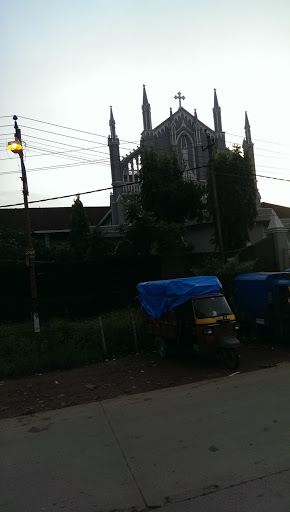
0, 364, 289, 511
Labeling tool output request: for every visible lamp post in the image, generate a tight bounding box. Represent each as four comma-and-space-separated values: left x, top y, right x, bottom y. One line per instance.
8, 116, 40, 333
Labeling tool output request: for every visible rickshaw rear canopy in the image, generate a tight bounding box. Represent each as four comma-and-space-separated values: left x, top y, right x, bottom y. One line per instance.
137, 276, 222, 319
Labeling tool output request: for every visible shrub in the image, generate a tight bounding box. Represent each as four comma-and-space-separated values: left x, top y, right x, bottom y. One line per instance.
191, 255, 256, 306
0, 306, 153, 378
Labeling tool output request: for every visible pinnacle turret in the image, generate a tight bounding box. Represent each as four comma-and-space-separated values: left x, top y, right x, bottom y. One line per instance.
244, 111, 252, 144
213, 89, 222, 132
142, 85, 152, 131
143, 84, 149, 105
109, 106, 117, 141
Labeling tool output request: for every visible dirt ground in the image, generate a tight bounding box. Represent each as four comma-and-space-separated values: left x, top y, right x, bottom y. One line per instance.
0, 342, 289, 420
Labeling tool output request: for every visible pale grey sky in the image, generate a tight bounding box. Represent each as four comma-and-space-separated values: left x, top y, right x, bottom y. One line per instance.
0, 0, 289, 208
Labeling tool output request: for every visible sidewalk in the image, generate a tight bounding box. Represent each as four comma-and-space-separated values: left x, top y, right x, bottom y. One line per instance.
0, 364, 289, 511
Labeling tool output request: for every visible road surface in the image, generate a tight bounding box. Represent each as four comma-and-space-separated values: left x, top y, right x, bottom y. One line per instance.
0, 363, 289, 511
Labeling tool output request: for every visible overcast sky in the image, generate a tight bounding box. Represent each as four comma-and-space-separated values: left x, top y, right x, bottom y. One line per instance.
0, 0, 289, 209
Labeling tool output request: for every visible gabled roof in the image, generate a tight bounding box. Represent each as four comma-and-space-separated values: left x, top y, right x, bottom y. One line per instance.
261, 202, 290, 219
0, 206, 110, 232
152, 107, 214, 134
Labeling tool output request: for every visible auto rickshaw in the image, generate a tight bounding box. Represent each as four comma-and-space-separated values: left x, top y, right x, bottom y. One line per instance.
234, 271, 290, 342
137, 276, 240, 369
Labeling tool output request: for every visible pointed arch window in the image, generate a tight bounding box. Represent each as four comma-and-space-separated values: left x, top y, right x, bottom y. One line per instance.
178, 132, 197, 181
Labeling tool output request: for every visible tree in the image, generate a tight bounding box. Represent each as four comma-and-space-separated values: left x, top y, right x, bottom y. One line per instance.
70, 196, 90, 260
86, 226, 112, 261
207, 147, 257, 252
191, 254, 256, 305
120, 147, 204, 264
139, 147, 203, 223
0, 228, 26, 261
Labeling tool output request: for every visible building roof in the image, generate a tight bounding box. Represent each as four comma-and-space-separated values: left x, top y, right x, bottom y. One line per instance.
0, 206, 110, 232
261, 202, 290, 219
152, 106, 214, 135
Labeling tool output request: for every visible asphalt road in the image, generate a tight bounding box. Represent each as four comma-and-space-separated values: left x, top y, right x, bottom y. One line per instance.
0, 364, 289, 512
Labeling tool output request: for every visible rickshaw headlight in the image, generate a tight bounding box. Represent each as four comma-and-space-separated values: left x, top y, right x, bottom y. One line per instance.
234, 324, 239, 330
204, 328, 213, 335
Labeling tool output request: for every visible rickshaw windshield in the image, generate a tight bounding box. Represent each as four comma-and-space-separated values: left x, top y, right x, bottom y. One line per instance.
193, 296, 233, 319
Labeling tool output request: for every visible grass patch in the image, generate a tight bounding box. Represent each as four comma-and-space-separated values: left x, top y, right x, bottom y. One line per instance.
0, 307, 153, 378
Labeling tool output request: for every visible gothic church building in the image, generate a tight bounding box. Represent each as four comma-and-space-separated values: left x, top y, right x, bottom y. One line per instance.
107, 86, 256, 230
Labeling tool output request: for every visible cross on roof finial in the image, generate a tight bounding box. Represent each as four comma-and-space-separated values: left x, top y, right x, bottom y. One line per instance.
174, 91, 185, 109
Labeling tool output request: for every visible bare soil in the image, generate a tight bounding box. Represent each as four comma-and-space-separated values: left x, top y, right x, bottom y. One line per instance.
0, 342, 289, 420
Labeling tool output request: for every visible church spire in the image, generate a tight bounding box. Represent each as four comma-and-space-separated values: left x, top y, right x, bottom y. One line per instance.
213, 89, 222, 132
244, 111, 252, 144
143, 84, 149, 106
109, 106, 117, 141
242, 111, 260, 207
142, 85, 152, 131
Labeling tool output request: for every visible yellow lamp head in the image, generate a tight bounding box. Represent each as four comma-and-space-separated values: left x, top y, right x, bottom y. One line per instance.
7, 139, 22, 153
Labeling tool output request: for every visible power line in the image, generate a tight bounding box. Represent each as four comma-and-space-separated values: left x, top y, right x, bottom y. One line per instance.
0, 133, 15, 138
21, 131, 137, 153
2, 124, 289, 166
23, 144, 111, 165
2, 133, 290, 179
0, 159, 111, 176
27, 142, 111, 160
0, 184, 119, 208
2, 168, 290, 210
22, 138, 110, 158
0, 144, 111, 162
20, 115, 290, 148
254, 164, 289, 171
1, 146, 290, 179
2, 115, 289, 152
254, 152, 290, 161
225, 132, 288, 147
253, 147, 290, 156
19, 116, 137, 145
20, 124, 110, 146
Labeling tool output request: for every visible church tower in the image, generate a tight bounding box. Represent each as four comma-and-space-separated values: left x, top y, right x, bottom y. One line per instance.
108, 106, 123, 225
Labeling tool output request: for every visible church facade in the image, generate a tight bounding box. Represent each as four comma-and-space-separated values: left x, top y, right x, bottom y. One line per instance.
107, 86, 257, 228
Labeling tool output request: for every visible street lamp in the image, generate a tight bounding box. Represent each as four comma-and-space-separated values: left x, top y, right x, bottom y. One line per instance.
7, 140, 22, 152
7, 115, 40, 333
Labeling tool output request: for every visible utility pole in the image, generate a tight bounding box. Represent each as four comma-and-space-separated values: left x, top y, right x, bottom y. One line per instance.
8, 116, 40, 333
204, 130, 225, 264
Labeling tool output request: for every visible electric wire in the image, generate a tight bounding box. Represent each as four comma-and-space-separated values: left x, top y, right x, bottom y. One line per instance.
225, 132, 288, 147
1, 118, 290, 207
23, 144, 111, 164
0, 142, 111, 171
1, 126, 289, 164
18, 116, 290, 148
1, 133, 289, 178
1, 115, 289, 150
0, 148, 289, 178
18, 116, 137, 145
0, 159, 111, 176
0, 184, 119, 208
21, 131, 137, 153
1, 169, 290, 209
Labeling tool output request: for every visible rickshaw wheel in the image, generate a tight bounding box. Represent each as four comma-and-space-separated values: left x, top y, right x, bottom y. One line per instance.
220, 348, 240, 370
155, 337, 167, 359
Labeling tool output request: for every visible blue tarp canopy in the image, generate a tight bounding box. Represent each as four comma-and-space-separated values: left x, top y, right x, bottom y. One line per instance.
137, 276, 222, 319
234, 272, 290, 312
